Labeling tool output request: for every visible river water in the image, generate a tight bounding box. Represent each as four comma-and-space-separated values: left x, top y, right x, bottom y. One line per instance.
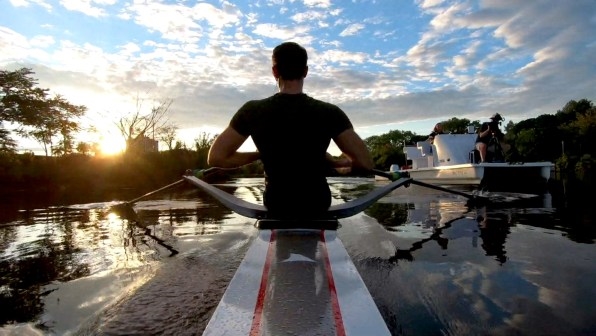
0, 177, 594, 336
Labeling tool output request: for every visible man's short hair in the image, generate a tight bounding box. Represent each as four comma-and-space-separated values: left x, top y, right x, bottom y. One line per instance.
272, 42, 307, 80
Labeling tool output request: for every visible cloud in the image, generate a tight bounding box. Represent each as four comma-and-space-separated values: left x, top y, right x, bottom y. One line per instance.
1, 0, 595, 149
10, 0, 52, 10
59, 0, 115, 17
303, 0, 331, 9
339, 23, 365, 37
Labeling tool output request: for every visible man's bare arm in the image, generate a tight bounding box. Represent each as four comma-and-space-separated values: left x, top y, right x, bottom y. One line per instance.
334, 128, 374, 171
208, 127, 260, 168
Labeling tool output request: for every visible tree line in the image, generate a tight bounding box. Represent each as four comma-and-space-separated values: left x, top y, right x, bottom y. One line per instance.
1, 67, 594, 198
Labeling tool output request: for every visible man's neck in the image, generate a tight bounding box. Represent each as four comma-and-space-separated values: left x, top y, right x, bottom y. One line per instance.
278, 79, 304, 94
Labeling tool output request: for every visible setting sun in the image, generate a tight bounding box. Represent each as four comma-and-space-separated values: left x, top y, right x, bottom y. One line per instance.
99, 136, 126, 156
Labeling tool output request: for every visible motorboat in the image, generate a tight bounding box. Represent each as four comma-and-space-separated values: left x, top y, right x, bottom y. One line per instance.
387, 129, 554, 190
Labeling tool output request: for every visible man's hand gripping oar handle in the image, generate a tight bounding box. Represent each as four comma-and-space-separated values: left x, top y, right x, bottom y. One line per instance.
183, 167, 219, 180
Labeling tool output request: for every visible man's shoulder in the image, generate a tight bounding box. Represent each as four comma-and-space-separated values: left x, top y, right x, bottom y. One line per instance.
238, 96, 277, 112
241, 94, 342, 114
305, 95, 339, 108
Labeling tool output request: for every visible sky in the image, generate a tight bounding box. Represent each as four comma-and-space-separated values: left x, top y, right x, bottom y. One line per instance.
1, 0, 595, 155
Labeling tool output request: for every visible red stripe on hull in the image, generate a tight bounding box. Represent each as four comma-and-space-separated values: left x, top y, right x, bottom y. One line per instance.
249, 230, 276, 335
320, 230, 347, 336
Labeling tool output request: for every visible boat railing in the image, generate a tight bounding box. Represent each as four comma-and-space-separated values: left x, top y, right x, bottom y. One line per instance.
402, 141, 435, 169
403, 134, 479, 169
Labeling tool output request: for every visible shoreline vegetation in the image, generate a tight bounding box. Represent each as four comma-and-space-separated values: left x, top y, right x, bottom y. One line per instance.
0, 149, 263, 205
0, 148, 591, 198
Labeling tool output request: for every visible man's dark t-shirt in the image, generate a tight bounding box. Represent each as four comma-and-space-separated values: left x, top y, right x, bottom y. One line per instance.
230, 93, 352, 217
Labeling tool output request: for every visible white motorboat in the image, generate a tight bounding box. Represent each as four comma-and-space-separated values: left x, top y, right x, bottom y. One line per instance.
391, 131, 553, 189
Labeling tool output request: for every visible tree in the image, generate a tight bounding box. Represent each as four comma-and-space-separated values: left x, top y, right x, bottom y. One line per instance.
441, 117, 473, 134
364, 129, 418, 169
560, 101, 596, 157
116, 96, 174, 154
0, 68, 48, 153
174, 140, 185, 150
571, 106, 596, 154
0, 127, 16, 152
557, 99, 592, 124
1, 68, 87, 156
194, 132, 216, 167
0, 68, 48, 123
76, 142, 93, 155
18, 95, 87, 156
157, 124, 179, 151
506, 114, 561, 162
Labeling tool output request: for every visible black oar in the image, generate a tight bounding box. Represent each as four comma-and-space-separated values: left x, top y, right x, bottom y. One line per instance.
371, 169, 488, 204
124, 167, 219, 206
126, 179, 185, 205
111, 168, 218, 256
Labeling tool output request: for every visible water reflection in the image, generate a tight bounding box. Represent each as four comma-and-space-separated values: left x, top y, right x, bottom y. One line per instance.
342, 184, 596, 336
475, 208, 511, 264
0, 178, 594, 335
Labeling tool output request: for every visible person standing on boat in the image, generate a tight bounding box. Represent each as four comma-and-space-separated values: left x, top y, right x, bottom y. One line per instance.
475, 113, 504, 163
207, 41, 373, 217
427, 123, 444, 144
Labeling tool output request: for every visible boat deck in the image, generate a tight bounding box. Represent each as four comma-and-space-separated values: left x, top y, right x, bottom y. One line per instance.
202, 225, 390, 336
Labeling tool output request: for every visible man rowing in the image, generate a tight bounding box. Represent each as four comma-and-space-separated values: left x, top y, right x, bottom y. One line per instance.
207, 41, 373, 218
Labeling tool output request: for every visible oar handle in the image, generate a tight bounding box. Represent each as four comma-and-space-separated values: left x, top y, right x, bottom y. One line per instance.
184, 167, 219, 179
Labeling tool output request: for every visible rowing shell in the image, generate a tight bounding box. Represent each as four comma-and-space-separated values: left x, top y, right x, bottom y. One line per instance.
183, 176, 409, 335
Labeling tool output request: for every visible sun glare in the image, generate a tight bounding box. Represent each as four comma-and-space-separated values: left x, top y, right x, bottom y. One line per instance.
99, 137, 126, 156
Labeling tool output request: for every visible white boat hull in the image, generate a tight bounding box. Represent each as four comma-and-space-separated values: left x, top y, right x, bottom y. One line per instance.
404, 163, 484, 185
203, 226, 390, 336
401, 162, 553, 186
398, 133, 554, 187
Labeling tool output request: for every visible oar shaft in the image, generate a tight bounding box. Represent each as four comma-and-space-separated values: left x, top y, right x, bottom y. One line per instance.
408, 179, 474, 200
126, 167, 222, 205
371, 169, 482, 201
127, 179, 185, 205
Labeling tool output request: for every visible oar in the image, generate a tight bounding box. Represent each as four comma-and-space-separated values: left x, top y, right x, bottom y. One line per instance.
112, 167, 219, 215
110, 168, 219, 256
126, 179, 185, 205
111, 197, 181, 256
371, 169, 488, 203
124, 167, 219, 206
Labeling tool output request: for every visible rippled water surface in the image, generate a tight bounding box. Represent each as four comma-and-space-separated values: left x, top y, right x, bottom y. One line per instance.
0, 177, 594, 335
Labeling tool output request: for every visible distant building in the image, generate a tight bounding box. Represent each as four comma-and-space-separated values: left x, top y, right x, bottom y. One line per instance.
127, 135, 158, 153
